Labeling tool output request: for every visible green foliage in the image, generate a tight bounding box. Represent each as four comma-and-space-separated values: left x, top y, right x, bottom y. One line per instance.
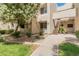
0, 3, 40, 31
0, 43, 32, 56
0, 36, 4, 42
11, 31, 21, 38
6, 29, 14, 34
9, 29, 14, 33
58, 26, 65, 33
26, 31, 32, 37
75, 31, 79, 38
0, 30, 6, 34
0, 29, 14, 34
59, 42, 79, 56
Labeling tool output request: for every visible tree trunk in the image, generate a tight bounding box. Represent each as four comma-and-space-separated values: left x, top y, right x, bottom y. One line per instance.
15, 24, 19, 32
15, 19, 19, 32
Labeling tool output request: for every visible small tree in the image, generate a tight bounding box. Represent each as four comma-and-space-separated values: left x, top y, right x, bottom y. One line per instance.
0, 3, 40, 32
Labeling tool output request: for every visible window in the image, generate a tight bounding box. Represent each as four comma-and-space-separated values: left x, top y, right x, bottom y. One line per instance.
67, 24, 73, 28
40, 5, 47, 14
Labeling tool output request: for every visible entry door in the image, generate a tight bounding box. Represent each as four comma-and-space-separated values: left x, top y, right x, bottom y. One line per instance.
40, 22, 47, 34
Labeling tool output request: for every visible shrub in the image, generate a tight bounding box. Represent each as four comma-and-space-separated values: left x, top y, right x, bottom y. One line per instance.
75, 31, 79, 38
26, 31, 32, 37
58, 27, 65, 33
11, 31, 21, 38
0, 29, 14, 34
7, 29, 14, 34
0, 30, 6, 34
0, 36, 4, 42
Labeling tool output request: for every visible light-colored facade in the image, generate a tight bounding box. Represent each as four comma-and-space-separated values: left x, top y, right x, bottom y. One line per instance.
53, 3, 79, 33
0, 21, 17, 30
34, 3, 79, 34
0, 3, 79, 34
36, 3, 56, 34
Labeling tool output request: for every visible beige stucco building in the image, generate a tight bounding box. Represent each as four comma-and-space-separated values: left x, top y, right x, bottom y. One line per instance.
0, 21, 17, 30
32, 3, 79, 34
0, 3, 79, 34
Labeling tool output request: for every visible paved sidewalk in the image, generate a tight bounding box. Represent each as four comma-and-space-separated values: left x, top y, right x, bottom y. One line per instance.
31, 34, 77, 56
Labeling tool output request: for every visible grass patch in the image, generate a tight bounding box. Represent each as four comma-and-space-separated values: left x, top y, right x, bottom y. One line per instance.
58, 42, 79, 56
0, 43, 32, 56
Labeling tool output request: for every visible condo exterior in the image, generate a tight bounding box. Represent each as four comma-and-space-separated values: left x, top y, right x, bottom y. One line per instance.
32, 3, 79, 34
0, 3, 79, 35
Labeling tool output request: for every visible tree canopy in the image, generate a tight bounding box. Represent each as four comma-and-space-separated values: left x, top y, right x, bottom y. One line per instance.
0, 3, 40, 31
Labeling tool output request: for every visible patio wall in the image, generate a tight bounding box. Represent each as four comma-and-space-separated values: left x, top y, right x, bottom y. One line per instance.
0, 21, 17, 30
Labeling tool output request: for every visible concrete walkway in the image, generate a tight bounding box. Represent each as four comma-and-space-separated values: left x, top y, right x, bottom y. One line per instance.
31, 34, 77, 56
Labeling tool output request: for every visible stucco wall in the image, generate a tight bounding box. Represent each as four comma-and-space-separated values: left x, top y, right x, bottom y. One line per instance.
47, 3, 56, 34
60, 19, 74, 33
56, 3, 73, 11
53, 8, 76, 19
31, 18, 40, 34
37, 14, 49, 22
0, 21, 17, 30
74, 17, 79, 31
37, 3, 56, 34
74, 4, 79, 31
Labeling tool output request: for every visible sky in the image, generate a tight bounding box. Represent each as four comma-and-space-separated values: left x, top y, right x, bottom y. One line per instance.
56, 3, 65, 7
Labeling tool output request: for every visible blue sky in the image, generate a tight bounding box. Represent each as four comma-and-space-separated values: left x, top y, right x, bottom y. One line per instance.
56, 3, 65, 7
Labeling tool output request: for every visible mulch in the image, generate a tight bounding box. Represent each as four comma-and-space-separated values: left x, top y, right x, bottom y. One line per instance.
4, 35, 32, 43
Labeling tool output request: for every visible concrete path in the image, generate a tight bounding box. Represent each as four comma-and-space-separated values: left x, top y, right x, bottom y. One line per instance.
31, 34, 77, 56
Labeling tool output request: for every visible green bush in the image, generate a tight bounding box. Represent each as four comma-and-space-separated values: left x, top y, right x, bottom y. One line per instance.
0, 36, 4, 42
0, 29, 14, 34
7, 29, 14, 34
75, 31, 79, 38
0, 30, 6, 34
59, 43, 79, 56
26, 31, 32, 37
11, 31, 21, 38
58, 26, 65, 33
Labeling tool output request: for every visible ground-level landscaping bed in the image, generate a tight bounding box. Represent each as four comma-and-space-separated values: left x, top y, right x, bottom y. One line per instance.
58, 42, 79, 56
0, 42, 34, 56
